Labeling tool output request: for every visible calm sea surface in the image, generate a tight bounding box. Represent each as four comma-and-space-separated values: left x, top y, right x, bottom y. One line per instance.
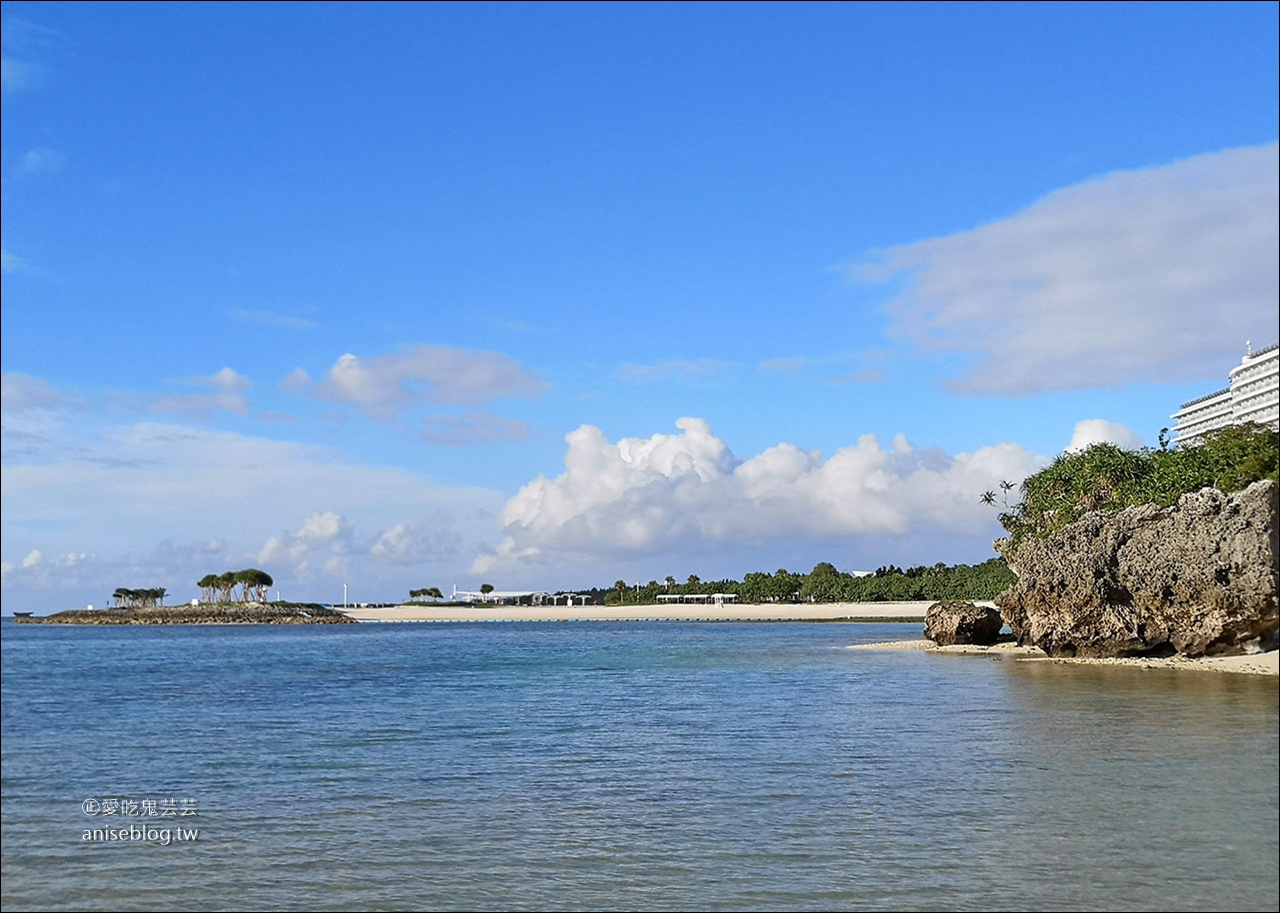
2, 620, 1276, 912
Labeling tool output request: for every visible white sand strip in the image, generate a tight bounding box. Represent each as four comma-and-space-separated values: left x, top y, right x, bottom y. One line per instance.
338, 600, 943, 623
1028, 649, 1280, 675
851, 639, 1279, 675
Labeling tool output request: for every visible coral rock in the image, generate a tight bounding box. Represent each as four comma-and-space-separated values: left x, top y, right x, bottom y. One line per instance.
996, 480, 1278, 657
924, 600, 1004, 646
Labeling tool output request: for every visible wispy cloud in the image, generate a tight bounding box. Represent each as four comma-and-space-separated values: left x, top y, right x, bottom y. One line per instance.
758, 353, 885, 385
0, 56, 32, 93
2, 420, 504, 609
857, 144, 1280, 395
2, 18, 67, 93
297, 345, 548, 421
420, 411, 531, 446
12, 146, 65, 176
279, 368, 311, 391
483, 315, 542, 334
229, 308, 317, 330
617, 359, 732, 384
1, 247, 25, 273
1, 373, 75, 412
149, 367, 252, 416
192, 367, 252, 393
149, 392, 251, 417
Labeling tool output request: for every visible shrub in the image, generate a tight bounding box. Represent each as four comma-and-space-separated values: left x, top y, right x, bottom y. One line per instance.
998, 423, 1278, 549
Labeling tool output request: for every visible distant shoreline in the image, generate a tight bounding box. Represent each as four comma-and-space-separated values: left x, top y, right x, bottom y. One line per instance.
336, 600, 955, 623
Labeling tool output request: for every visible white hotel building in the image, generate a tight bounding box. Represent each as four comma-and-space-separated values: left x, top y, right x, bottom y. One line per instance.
1170, 342, 1280, 445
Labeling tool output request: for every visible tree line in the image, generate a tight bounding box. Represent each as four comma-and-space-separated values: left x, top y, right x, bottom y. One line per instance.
197, 569, 274, 603
584, 558, 1016, 606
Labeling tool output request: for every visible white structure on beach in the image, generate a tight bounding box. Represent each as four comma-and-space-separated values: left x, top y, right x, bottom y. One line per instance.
657, 593, 738, 606
1171, 342, 1279, 445
450, 585, 595, 606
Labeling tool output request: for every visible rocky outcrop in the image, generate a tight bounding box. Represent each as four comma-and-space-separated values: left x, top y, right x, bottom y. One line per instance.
996, 480, 1278, 657
924, 601, 1003, 646
14, 603, 357, 625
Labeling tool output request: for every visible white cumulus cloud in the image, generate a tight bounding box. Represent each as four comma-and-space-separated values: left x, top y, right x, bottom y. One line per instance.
472, 418, 1045, 574
1066, 419, 1145, 453
860, 144, 1279, 394
257, 511, 354, 581
370, 516, 462, 567
298, 510, 343, 541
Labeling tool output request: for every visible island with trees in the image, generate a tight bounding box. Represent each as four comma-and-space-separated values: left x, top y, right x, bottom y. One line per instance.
14, 567, 355, 624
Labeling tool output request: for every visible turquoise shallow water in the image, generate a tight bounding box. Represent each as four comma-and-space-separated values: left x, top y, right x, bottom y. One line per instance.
2, 620, 1277, 911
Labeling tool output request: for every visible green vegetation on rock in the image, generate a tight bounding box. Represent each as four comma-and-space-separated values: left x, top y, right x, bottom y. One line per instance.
994, 423, 1279, 550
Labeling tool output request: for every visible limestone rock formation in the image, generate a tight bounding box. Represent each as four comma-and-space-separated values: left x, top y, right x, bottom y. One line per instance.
996, 480, 1278, 658
924, 601, 1003, 646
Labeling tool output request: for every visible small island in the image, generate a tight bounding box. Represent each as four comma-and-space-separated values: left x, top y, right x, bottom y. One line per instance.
13, 602, 356, 625
13, 567, 357, 624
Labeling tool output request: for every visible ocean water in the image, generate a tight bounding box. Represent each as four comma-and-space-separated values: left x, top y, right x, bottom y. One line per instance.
1, 620, 1276, 912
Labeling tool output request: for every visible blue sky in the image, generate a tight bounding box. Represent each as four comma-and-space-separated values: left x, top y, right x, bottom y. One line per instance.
3, 2, 1277, 611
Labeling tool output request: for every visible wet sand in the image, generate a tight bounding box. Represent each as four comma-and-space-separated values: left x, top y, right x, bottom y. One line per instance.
851, 639, 1280, 675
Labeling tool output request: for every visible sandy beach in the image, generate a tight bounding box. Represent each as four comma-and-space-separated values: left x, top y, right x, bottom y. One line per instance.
338, 600, 948, 623
851, 639, 1280, 675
